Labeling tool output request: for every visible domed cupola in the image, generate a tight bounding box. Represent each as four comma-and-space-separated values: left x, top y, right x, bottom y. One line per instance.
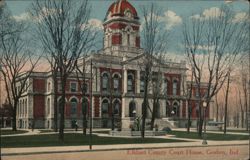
103, 0, 141, 50
105, 0, 139, 20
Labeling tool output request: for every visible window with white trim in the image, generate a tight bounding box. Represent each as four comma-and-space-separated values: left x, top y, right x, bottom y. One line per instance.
70, 82, 77, 92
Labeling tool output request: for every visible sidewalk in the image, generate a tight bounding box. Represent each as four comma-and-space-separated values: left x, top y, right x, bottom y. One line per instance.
173, 128, 249, 135
2, 136, 249, 156
1, 128, 249, 156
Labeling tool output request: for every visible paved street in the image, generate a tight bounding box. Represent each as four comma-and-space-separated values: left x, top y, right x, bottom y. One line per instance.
2, 145, 249, 160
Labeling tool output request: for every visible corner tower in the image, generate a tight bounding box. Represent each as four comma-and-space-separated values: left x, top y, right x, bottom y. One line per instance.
103, 0, 141, 56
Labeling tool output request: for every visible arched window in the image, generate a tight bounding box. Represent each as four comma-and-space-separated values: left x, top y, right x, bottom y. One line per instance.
129, 101, 136, 117
113, 74, 120, 92
102, 99, 109, 118
127, 74, 134, 93
47, 98, 50, 115
48, 82, 51, 92
173, 80, 178, 95
127, 34, 130, 46
102, 73, 109, 91
113, 100, 120, 115
70, 98, 77, 115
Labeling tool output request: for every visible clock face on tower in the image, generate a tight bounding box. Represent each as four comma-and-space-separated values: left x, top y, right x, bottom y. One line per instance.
124, 9, 132, 18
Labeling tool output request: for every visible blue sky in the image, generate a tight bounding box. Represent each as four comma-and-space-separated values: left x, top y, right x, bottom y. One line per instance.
6, 0, 249, 56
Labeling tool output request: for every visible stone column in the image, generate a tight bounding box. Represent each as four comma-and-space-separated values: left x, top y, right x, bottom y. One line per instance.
136, 70, 140, 93
96, 67, 100, 92
122, 98, 126, 118
180, 101, 183, 118
99, 97, 102, 118
123, 67, 127, 94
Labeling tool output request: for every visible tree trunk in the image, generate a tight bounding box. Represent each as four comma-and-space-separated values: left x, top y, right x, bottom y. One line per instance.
83, 111, 87, 135
141, 66, 150, 138
12, 105, 17, 131
198, 100, 203, 137
215, 95, 219, 122
53, 73, 58, 132
150, 99, 157, 130
187, 103, 191, 133
59, 76, 66, 141
224, 73, 230, 134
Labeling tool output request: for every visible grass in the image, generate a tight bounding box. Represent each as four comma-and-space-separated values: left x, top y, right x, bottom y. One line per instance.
169, 130, 249, 141
227, 130, 249, 133
1, 133, 187, 148
39, 129, 54, 133
93, 130, 110, 134
0, 129, 28, 135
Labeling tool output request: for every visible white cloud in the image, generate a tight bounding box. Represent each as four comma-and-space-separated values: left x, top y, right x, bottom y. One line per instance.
232, 12, 248, 23
191, 7, 224, 20
80, 18, 103, 31
203, 7, 224, 18
88, 18, 103, 30
12, 12, 31, 22
161, 10, 182, 30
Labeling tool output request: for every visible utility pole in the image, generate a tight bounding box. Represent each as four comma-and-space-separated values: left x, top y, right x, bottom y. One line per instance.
89, 59, 93, 150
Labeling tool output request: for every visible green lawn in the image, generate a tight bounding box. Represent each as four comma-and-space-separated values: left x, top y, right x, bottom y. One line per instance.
0, 129, 28, 135
93, 130, 110, 134
227, 130, 249, 133
1, 133, 187, 148
169, 130, 249, 141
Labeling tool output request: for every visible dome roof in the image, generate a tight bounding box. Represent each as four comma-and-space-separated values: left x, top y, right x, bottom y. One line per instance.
105, 0, 139, 20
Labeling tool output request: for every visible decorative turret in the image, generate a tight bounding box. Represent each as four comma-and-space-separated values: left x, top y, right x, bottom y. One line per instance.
103, 0, 140, 49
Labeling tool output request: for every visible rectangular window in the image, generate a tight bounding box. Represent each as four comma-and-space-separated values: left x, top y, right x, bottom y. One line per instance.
58, 83, 62, 92
140, 79, 144, 93
82, 83, 88, 93
195, 88, 199, 97
173, 82, 177, 95
128, 80, 133, 92
70, 82, 77, 92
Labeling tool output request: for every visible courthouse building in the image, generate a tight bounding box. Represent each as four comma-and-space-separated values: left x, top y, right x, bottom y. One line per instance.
16, 0, 210, 129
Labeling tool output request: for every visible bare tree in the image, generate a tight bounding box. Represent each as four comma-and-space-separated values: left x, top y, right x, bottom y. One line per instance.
76, 57, 89, 135
223, 71, 231, 133
150, 68, 162, 130
238, 88, 244, 128
0, 16, 40, 131
182, 69, 194, 133
183, 5, 248, 136
140, 4, 169, 138
31, 0, 96, 141
239, 59, 249, 130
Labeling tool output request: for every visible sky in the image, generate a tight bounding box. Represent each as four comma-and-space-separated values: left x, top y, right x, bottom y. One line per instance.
1, 0, 249, 116
6, 0, 249, 58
